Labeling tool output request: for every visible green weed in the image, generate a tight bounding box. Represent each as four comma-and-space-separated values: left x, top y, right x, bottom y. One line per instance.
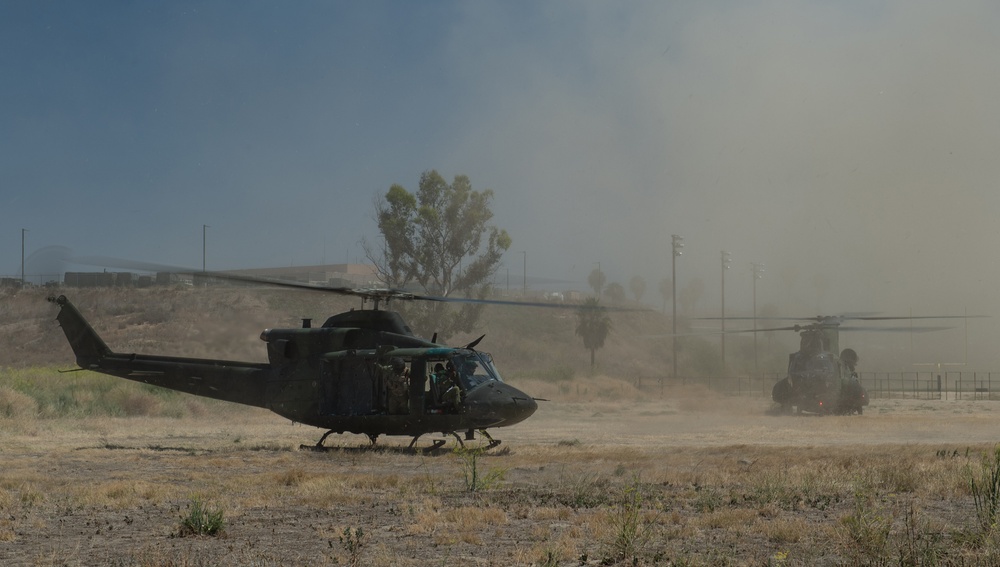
562, 470, 608, 509
338, 526, 366, 567
604, 477, 658, 564
178, 497, 225, 537
968, 446, 1000, 536
839, 489, 892, 564
455, 445, 506, 492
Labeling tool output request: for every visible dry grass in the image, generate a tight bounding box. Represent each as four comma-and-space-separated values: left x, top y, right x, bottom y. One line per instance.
0, 407, 995, 565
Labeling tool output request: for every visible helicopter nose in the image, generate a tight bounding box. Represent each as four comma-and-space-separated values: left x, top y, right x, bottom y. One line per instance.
463, 382, 538, 427
508, 386, 539, 423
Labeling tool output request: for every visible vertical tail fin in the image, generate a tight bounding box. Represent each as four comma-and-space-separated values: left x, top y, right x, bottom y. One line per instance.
47, 295, 112, 368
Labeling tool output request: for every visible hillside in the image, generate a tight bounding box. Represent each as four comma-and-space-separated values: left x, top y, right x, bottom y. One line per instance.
0, 286, 695, 375
0, 285, 795, 408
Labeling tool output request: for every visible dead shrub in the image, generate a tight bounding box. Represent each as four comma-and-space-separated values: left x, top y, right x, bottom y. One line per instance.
756, 516, 808, 544
0, 387, 37, 419
121, 391, 160, 417
276, 467, 310, 487
186, 399, 208, 418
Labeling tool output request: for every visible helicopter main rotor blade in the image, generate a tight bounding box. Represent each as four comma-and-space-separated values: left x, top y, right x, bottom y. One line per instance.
848, 315, 987, 321
73, 255, 372, 297
418, 294, 648, 312
645, 322, 955, 339
71, 255, 646, 312
706, 324, 955, 335
835, 325, 955, 333
699, 313, 985, 323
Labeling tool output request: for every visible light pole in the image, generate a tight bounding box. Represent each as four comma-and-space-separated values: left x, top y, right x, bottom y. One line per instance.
751, 262, 765, 373
721, 251, 732, 364
202, 225, 210, 272
671, 234, 684, 382
20, 228, 28, 288
521, 251, 526, 296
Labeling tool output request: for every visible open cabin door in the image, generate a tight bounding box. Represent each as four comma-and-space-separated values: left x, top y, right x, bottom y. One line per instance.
325, 357, 379, 416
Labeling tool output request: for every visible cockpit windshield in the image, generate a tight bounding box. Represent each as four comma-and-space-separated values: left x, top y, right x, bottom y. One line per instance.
805, 353, 836, 376
451, 351, 502, 391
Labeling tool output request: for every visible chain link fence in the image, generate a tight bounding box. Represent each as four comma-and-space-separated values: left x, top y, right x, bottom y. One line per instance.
686, 371, 999, 401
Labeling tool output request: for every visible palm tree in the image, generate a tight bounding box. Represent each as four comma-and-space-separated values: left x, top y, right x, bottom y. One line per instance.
588, 268, 606, 298
629, 275, 646, 303
575, 298, 613, 371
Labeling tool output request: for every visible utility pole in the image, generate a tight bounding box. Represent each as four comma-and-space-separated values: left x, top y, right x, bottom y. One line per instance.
203, 225, 209, 272
671, 234, 684, 382
751, 262, 765, 373
20, 228, 27, 288
721, 251, 732, 364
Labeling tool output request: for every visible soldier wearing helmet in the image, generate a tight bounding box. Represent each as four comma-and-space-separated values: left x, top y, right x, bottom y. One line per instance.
385, 357, 410, 415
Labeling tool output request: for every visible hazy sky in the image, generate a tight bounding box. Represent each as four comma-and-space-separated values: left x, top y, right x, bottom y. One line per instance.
4, 2, 1000, 366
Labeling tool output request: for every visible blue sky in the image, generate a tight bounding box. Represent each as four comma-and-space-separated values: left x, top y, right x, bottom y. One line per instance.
4, 1, 1000, 365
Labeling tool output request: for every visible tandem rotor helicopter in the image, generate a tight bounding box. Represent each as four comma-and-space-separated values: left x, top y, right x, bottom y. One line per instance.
46, 267, 562, 452
709, 314, 975, 415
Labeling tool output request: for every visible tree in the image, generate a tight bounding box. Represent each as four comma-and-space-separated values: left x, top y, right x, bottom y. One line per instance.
575, 298, 612, 371
605, 282, 626, 304
629, 275, 646, 303
588, 268, 606, 297
677, 277, 706, 315
365, 170, 511, 339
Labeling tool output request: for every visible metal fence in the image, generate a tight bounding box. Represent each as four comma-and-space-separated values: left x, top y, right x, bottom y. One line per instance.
688, 371, 1000, 401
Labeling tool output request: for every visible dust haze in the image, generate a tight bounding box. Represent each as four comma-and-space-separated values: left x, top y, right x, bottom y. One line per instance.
3, 2, 1000, 370
440, 2, 1000, 370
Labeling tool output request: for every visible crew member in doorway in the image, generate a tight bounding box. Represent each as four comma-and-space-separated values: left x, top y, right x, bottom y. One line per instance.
387, 357, 410, 415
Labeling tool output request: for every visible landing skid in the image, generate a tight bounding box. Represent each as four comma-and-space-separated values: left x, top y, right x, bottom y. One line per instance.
453, 429, 502, 451
298, 429, 502, 453
477, 429, 502, 451
421, 439, 447, 453
299, 429, 379, 452
407, 435, 447, 454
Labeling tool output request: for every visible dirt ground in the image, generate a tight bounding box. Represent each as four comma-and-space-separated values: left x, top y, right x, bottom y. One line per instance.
2, 395, 1000, 566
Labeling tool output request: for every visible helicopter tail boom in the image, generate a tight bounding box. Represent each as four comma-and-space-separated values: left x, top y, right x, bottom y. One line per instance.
48, 295, 270, 408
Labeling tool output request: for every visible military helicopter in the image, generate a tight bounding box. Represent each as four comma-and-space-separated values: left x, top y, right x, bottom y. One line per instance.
46, 272, 550, 451
766, 317, 872, 415
706, 314, 970, 415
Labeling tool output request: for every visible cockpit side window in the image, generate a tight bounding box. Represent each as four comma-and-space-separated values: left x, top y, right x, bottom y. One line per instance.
450, 353, 500, 390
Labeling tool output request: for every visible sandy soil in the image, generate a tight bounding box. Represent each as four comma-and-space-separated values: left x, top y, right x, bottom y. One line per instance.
1, 396, 999, 566
516, 395, 1000, 447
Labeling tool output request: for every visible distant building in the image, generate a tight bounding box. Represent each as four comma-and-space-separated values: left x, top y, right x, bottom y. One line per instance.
62, 264, 379, 289
222, 264, 378, 288
64, 272, 116, 287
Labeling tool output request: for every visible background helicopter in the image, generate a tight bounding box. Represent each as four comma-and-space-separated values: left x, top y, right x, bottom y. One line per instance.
704, 314, 973, 415
45, 267, 586, 451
